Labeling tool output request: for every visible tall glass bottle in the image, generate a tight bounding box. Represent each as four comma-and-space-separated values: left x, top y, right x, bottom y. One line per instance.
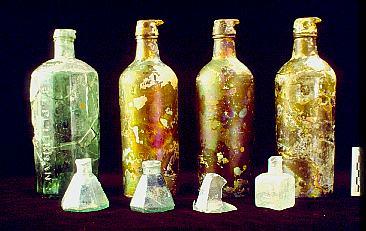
196, 19, 255, 197
275, 17, 336, 197
119, 20, 179, 197
30, 29, 100, 197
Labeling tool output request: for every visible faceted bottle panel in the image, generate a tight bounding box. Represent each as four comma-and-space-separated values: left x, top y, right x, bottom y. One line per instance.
62, 158, 109, 212
30, 29, 100, 197
130, 160, 175, 213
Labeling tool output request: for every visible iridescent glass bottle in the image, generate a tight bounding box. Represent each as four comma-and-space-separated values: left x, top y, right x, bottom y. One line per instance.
196, 19, 255, 197
275, 17, 336, 197
119, 20, 179, 197
30, 29, 100, 197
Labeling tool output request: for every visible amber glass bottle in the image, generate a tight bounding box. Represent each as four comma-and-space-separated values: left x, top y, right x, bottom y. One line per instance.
119, 20, 179, 197
275, 17, 336, 197
196, 19, 255, 197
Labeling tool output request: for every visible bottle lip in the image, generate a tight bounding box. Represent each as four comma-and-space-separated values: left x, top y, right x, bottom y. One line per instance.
293, 33, 318, 38
75, 158, 92, 174
53, 29, 76, 40
212, 19, 239, 38
135, 35, 159, 39
142, 160, 161, 168
268, 156, 283, 174
135, 19, 163, 39
293, 17, 321, 38
212, 34, 236, 39
142, 160, 161, 174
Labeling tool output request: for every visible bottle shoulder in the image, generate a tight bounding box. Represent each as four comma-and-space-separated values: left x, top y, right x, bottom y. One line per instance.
276, 55, 336, 80
255, 173, 294, 182
196, 58, 253, 84
283, 173, 295, 181
121, 59, 176, 75
30, 58, 98, 102
31, 57, 97, 78
119, 59, 178, 90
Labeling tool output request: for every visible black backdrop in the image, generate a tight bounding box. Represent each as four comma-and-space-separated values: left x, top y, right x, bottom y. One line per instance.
0, 1, 362, 194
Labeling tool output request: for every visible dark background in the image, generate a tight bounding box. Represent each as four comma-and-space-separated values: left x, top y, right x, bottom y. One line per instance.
0, 0, 362, 194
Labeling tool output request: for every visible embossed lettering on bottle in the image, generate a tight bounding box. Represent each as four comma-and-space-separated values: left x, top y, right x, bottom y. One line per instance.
30, 29, 100, 197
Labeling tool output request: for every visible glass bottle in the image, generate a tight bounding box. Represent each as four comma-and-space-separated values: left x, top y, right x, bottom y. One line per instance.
30, 29, 100, 197
119, 20, 179, 197
61, 158, 109, 212
196, 19, 255, 197
255, 156, 295, 210
275, 17, 336, 197
130, 160, 175, 213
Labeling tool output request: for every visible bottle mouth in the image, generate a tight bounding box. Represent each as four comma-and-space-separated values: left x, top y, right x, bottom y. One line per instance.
53, 29, 76, 40
135, 19, 163, 39
142, 160, 161, 174
212, 19, 239, 39
135, 35, 159, 39
212, 34, 236, 39
293, 33, 317, 38
75, 158, 92, 174
143, 160, 161, 168
293, 17, 321, 38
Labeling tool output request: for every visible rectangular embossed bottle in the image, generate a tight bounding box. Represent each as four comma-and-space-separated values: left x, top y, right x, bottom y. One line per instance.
30, 29, 100, 197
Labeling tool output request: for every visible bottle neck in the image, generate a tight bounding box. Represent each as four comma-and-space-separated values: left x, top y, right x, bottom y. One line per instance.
54, 38, 75, 59
292, 36, 318, 58
142, 160, 161, 175
213, 37, 236, 59
135, 38, 160, 60
75, 158, 92, 174
268, 156, 283, 175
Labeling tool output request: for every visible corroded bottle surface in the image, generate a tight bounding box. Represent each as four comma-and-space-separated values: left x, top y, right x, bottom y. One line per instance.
119, 20, 179, 197
196, 19, 255, 197
275, 17, 336, 197
30, 29, 100, 197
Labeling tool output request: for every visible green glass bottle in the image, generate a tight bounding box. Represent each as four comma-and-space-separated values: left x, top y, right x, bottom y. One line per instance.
196, 19, 255, 197
119, 20, 179, 197
275, 17, 336, 197
30, 29, 100, 197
